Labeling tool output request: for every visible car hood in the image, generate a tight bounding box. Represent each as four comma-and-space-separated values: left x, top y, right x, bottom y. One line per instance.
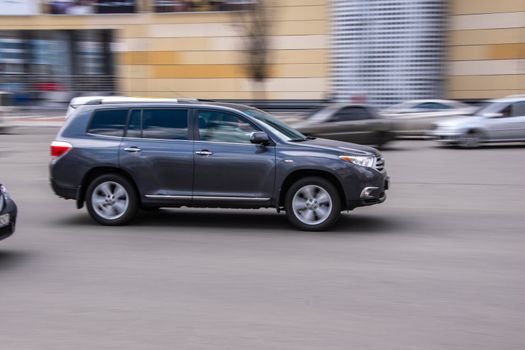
436, 116, 483, 128
291, 137, 380, 157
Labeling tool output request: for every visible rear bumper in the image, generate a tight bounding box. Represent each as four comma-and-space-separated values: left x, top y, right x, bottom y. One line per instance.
50, 178, 78, 200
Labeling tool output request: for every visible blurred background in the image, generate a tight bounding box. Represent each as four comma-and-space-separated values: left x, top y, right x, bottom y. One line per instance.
1, 3, 525, 349
0, 0, 523, 111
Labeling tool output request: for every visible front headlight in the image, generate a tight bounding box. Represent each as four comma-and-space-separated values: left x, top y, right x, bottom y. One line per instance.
339, 155, 375, 168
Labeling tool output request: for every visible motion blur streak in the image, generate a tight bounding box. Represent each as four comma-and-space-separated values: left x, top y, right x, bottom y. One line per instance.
1, 127, 524, 349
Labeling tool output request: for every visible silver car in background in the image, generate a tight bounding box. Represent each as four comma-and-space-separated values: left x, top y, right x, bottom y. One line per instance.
431, 96, 525, 148
381, 99, 477, 137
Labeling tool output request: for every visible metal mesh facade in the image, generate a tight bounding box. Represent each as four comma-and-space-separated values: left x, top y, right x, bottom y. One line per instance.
331, 0, 447, 107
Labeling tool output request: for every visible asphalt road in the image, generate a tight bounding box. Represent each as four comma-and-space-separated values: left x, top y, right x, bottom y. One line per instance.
1, 127, 524, 350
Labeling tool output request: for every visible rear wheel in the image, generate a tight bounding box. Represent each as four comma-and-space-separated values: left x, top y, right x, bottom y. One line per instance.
284, 176, 341, 231
86, 174, 138, 225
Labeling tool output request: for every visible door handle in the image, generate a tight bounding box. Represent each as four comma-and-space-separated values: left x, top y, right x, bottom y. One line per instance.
124, 146, 142, 153
195, 150, 213, 156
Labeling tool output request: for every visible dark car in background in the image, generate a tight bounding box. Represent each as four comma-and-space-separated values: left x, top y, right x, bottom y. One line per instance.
0, 184, 17, 241
292, 103, 395, 147
49, 99, 389, 231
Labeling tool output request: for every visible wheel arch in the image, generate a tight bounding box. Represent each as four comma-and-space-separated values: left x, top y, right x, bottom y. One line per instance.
278, 169, 347, 210
77, 167, 141, 209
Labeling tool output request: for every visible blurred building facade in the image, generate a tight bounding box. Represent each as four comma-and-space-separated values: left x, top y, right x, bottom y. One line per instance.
0, 0, 523, 106
0, 0, 330, 104
448, 0, 525, 100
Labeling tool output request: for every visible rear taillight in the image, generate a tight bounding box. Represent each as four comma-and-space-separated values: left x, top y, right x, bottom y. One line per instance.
50, 141, 72, 158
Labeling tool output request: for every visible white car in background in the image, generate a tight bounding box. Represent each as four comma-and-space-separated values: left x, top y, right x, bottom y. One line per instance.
430, 95, 525, 148
381, 99, 477, 137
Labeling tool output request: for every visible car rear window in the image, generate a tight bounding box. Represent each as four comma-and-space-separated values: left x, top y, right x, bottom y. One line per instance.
88, 109, 129, 136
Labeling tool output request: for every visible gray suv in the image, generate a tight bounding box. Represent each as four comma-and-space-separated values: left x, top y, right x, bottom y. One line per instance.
50, 100, 389, 231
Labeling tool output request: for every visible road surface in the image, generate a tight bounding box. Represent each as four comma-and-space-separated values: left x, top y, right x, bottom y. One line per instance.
1, 127, 524, 350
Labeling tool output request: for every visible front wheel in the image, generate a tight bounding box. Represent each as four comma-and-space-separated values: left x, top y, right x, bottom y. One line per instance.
86, 174, 138, 225
458, 130, 483, 148
284, 176, 341, 231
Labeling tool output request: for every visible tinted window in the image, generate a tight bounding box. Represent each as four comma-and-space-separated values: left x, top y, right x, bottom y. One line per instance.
198, 110, 257, 143
142, 109, 188, 140
332, 107, 371, 122
511, 102, 525, 117
88, 109, 128, 136
415, 102, 450, 110
126, 110, 142, 138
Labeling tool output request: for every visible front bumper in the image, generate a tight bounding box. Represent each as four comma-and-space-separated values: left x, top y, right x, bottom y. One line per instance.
428, 130, 463, 143
343, 166, 389, 210
0, 198, 17, 240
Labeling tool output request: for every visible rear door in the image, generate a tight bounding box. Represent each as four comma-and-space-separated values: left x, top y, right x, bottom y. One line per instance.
192, 109, 275, 203
119, 108, 194, 201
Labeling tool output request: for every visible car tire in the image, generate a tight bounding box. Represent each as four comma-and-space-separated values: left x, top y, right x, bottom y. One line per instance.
86, 174, 138, 225
284, 176, 341, 231
459, 130, 483, 148
376, 131, 393, 149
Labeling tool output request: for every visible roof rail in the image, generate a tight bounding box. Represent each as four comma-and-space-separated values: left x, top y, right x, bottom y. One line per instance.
83, 97, 184, 105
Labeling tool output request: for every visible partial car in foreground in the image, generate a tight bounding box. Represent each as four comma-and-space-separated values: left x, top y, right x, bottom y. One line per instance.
381, 99, 477, 137
0, 184, 17, 241
50, 98, 389, 231
431, 96, 525, 148
293, 103, 395, 147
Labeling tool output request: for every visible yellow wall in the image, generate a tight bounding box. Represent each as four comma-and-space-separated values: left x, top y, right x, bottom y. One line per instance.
448, 1, 525, 99
0, 0, 329, 100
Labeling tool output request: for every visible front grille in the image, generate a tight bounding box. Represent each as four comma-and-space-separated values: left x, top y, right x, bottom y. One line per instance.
375, 157, 385, 172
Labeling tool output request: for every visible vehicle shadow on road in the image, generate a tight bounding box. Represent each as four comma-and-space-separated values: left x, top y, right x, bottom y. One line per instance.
0, 250, 34, 272
57, 209, 410, 235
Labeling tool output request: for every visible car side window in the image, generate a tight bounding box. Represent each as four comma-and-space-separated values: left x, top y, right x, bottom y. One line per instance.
126, 110, 142, 138
511, 102, 525, 117
142, 109, 189, 140
88, 109, 129, 137
415, 103, 450, 110
197, 110, 257, 143
500, 105, 513, 118
332, 107, 371, 122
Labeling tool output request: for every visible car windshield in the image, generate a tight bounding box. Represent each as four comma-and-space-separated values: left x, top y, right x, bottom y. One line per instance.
476, 101, 507, 116
243, 109, 307, 141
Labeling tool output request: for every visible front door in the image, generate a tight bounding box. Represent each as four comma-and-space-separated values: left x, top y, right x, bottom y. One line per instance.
119, 108, 194, 201
192, 109, 276, 203
485, 103, 524, 140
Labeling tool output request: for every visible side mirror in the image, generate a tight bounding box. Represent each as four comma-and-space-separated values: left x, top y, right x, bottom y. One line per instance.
250, 131, 270, 145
